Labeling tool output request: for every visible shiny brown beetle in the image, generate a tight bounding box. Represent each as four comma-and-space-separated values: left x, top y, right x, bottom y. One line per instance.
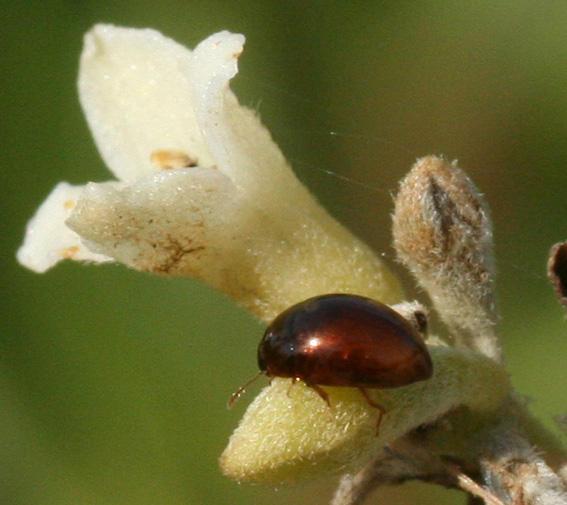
229, 294, 433, 432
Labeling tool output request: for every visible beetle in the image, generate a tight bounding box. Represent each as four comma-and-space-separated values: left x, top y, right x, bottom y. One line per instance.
229, 293, 433, 433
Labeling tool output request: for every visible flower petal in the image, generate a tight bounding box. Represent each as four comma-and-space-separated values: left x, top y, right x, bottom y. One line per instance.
65, 167, 240, 277
17, 183, 112, 273
78, 24, 215, 182
190, 31, 309, 202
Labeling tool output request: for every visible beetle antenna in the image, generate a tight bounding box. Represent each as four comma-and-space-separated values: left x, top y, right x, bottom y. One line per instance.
227, 371, 264, 409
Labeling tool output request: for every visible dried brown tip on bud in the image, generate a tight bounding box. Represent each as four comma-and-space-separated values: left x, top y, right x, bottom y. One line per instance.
548, 241, 567, 308
393, 156, 500, 361
390, 301, 428, 336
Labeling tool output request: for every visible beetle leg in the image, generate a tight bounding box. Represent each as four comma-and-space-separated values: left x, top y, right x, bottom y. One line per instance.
309, 383, 332, 408
286, 377, 299, 397
358, 387, 386, 436
308, 383, 335, 422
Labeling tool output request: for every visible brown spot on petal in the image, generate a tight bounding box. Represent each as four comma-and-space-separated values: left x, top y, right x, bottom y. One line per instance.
548, 241, 567, 308
150, 149, 198, 170
60, 246, 79, 259
143, 236, 206, 275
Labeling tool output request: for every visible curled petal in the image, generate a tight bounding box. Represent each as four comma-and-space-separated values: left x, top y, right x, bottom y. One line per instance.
17, 183, 112, 273
190, 31, 298, 197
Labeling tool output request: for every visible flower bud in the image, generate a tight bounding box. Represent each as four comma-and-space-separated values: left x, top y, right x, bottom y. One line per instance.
393, 156, 500, 361
548, 241, 567, 308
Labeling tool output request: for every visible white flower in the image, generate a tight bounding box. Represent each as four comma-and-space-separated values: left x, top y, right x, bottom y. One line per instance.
17, 24, 400, 322
17, 26, 517, 494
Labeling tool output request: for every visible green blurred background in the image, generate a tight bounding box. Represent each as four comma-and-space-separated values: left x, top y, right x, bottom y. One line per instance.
2, 1, 567, 504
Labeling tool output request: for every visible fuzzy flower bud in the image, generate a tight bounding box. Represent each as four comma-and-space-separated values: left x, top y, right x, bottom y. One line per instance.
393, 156, 500, 361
